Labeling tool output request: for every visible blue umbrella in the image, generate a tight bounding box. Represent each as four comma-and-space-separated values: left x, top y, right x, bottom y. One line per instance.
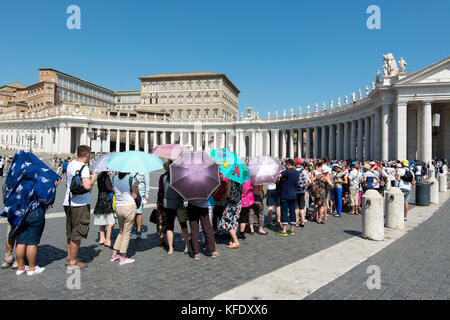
92, 152, 117, 173
107, 151, 163, 173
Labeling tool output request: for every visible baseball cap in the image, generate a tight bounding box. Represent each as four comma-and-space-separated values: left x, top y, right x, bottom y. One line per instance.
295, 158, 302, 165
402, 160, 409, 167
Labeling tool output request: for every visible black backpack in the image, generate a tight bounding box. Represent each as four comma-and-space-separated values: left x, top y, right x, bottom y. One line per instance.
70, 165, 89, 195
276, 170, 288, 195
401, 169, 414, 183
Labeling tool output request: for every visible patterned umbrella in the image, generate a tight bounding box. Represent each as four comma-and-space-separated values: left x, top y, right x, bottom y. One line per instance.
92, 152, 117, 173
210, 148, 250, 184
169, 151, 220, 200
151, 144, 190, 160
107, 151, 163, 173
247, 156, 283, 185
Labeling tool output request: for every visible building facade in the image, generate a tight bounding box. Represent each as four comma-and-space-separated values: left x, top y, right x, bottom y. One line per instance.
1, 54, 449, 162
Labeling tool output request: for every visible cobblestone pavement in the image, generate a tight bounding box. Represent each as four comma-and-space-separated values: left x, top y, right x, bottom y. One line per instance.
1, 195, 366, 299
304, 197, 450, 300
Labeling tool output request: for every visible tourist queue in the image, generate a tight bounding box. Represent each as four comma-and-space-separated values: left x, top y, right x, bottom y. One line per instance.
1, 145, 448, 275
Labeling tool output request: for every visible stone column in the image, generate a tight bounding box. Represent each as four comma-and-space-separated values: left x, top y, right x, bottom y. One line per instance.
395, 101, 407, 160
213, 131, 218, 150
265, 130, 271, 157
281, 130, 287, 159
115, 130, 120, 152
187, 131, 192, 147
125, 130, 130, 151
422, 101, 432, 163
381, 105, 389, 161
153, 130, 158, 148
55, 126, 60, 154
328, 125, 334, 159
374, 108, 381, 160
321, 126, 327, 158
343, 121, 349, 160
297, 129, 303, 158
364, 117, 370, 160
313, 127, 319, 159
135, 130, 140, 151
204, 131, 210, 152
336, 123, 342, 160
370, 115, 375, 160
144, 130, 149, 153
350, 120, 356, 160
220, 132, 226, 149
271, 129, 279, 158
306, 128, 311, 158
358, 119, 364, 161
289, 129, 294, 158
106, 128, 111, 153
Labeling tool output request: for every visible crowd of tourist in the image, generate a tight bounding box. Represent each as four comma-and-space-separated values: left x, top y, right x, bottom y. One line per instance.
1, 145, 448, 275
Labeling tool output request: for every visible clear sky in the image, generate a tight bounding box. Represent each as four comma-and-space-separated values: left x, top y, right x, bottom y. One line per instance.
1, 0, 449, 116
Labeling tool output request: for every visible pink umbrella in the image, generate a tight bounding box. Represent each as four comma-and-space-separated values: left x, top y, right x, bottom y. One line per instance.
151, 144, 190, 160
169, 151, 220, 200
248, 156, 283, 185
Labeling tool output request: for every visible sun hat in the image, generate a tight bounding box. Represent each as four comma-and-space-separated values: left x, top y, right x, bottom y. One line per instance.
401, 160, 409, 167
322, 166, 331, 174
363, 164, 372, 171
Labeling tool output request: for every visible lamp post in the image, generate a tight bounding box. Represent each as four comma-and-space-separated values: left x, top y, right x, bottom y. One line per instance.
25, 130, 36, 152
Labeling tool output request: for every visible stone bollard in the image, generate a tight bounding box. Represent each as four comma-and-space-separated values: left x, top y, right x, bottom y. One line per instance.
429, 178, 439, 204
362, 190, 384, 241
384, 187, 404, 230
439, 174, 447, 192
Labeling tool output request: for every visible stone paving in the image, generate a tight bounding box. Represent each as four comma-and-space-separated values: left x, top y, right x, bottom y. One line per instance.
304, 197, 450, 300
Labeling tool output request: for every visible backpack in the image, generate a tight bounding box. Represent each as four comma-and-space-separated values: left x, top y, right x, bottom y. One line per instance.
365, 176, 375, 189
421, 166, 427, 176
276, 170, 288, 195
401, 169, 414, 183
70, 165, 89, 195
129, 175, 142, 209
298, 169, 307, 190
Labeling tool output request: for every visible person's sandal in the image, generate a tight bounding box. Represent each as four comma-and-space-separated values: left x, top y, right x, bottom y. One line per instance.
211, 251, 220, 259
194, 254, 200, 261
64, 258, 70, 266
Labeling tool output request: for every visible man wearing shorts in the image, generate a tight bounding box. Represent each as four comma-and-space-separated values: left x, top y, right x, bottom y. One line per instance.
63, 145, 98, 269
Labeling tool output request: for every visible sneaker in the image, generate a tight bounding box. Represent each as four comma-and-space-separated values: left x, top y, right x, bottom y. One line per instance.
11, 261, 18, 269
404, 218, 408, 221
1, 261, 13, 269
130, 231, 137, 237
119, 258, 135, 265
136, 231, 142, 239
276, 232, 289, 237
288, 231, 295, 236
27, 266, 45, 276
16, 266, 29, 275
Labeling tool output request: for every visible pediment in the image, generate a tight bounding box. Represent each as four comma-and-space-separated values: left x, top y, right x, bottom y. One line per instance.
396, 56, 450, 84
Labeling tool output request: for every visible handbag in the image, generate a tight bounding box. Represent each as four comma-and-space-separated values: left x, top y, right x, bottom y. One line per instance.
129, 175, 142, 209
177, 206, 189, 223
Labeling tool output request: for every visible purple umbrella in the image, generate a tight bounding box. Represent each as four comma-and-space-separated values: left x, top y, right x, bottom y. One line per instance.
169, 151, 220, 200
248, 156, 283, 185
151, 144, 190, 160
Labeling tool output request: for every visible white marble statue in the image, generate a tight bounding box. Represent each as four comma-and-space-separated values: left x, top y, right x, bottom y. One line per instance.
337, 97, 341, 106
290, 108, 294, 116
322, 102, 326, 111
330, 100, 333, 108
358, 89, 362, 100
351, 92, 356, 102
283, 109, 286, 118
344, 96, 348, 104
371, 82, 376, 90
267, 111, 271, 118
398, 57, 407, 73
275, 111, 278, 118
365, 86, 369, 97
382, 53, 399, 77
314, 102, 318, 112
298, 106, 302, 114
376, 69, 381, 83
306, 105, 310, 113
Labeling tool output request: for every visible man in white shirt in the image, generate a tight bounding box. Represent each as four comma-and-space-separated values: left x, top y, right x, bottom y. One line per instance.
347, 163, 362, 215
63, 145, 98, 269
396, 160, 415, 222
0, 156, 4, 177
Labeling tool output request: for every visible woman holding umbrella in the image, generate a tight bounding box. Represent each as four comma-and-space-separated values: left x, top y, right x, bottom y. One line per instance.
217, 179, 242, 249
157, 160, 190, 255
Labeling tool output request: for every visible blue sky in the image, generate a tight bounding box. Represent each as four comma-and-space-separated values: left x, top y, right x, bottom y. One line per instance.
1, 0, 449, 116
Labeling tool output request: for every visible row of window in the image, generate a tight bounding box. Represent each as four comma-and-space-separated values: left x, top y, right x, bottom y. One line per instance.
115, 95, 140, 103
57, 77, 114, 102
57, 89, 113, 108
142, 80, 220, 92
143, 95, 220, 105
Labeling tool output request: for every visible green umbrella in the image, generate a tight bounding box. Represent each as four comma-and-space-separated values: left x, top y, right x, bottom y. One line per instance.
210, 148, 250, 184
107, 151, 163, 173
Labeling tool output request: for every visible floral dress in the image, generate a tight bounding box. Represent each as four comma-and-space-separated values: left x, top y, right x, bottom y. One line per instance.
217, 181, 242, 233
